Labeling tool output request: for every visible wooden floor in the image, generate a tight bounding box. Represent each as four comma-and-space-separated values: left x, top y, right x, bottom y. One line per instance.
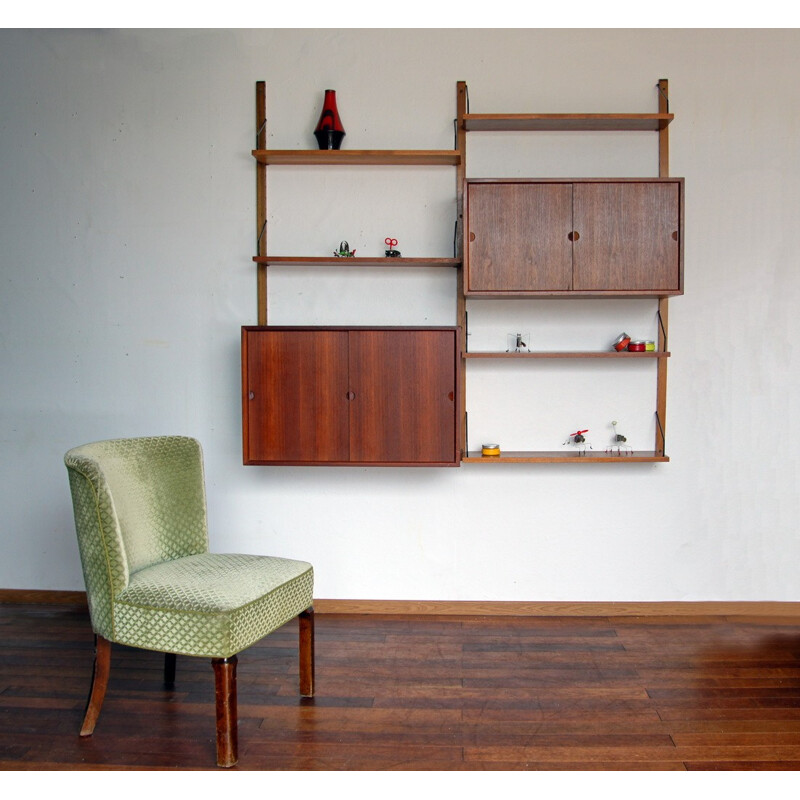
2, 603, 800, 770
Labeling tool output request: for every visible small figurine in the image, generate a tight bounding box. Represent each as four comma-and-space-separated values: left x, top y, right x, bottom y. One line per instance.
334, 241, 356, 257
384, 237, 401, 257
606, 420, 633, 455
506, 333, 530, 353
563, 429, 592, 455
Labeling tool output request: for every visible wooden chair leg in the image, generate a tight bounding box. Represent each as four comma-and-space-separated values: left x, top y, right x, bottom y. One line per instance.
80, 634, 111, 737
164, 652, 177, 686
299, 606, 315, 697
212, 655, 238, 768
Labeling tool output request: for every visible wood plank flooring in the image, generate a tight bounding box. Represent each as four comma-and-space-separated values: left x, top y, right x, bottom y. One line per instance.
2, 602, 800, 770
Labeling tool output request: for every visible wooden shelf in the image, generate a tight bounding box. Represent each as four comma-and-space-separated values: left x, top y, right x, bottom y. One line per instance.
252, 149, 461, 166
254, 256, 460, 268
462, 450, 669, 463
462, 113, 674, 133
463, 351, 669, 359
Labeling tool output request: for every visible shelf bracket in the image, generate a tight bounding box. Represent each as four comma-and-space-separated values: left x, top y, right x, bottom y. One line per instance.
257, 219, 267, 258
655, 410, 666, 456
657, 306, 668, 351
255, 118, 267, 151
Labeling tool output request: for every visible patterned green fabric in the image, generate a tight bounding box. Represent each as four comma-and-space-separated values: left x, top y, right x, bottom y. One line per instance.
115, 553, 313, 658
65, 436, 313, 658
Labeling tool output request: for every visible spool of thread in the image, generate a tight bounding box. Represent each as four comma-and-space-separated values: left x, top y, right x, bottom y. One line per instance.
612, 333, 631, 352
481, 443, 501, 457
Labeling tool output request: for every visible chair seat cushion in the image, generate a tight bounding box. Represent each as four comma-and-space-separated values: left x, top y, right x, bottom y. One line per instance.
113, 553, 313, 658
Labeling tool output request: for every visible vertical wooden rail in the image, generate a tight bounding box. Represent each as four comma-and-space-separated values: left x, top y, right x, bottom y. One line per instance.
657, 78, 670, 179
256, 81, 268, 325
656, 79, 670, 456
455, 81, 467, 460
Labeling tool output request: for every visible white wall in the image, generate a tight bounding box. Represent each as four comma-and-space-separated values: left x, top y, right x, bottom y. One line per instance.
2, 28, 799, 601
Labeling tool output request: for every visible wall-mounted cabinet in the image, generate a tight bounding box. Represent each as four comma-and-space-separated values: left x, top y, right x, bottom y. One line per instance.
464, 178, 683, 296
242, 327, 460, 466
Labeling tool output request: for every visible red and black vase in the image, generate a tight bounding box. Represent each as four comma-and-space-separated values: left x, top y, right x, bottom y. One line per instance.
314, 89, 345, 150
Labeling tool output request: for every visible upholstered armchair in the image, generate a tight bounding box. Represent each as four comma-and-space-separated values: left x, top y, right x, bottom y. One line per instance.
64, 435, 314, 767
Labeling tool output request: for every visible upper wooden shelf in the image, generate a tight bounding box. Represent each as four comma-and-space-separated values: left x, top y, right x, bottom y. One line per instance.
253, 149, 461, 166
254, 256, 460, 268
462, 113, 674, 132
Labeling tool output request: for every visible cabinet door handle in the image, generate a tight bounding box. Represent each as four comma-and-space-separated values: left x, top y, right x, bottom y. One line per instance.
567, 231, 580, 242
672, 230, 678, 241
248, 391, 255, 400
346, 391, 356, 401
469, 232, 476, 242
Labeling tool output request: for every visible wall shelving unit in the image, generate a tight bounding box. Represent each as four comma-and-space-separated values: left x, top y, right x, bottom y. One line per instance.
243, 82, 462, 466
243, 80, 682, 466
455, 79, 681, 464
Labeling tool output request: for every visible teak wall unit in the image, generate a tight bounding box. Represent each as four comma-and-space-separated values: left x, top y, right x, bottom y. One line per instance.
456, 79, 681, 464
244, 80, 681, 466
244, 81, 461, 466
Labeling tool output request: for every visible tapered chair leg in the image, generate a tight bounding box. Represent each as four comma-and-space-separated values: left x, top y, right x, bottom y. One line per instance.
212, 655, 238, 768
80, 634, 111, 736
299, 607, 315, 697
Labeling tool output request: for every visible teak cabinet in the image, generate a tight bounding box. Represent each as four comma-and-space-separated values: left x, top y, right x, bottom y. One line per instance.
464, 179, 684, 295
242, 327, 460, 466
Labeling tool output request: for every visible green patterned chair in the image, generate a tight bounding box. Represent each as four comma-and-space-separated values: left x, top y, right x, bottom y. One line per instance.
64, 435, 314, 767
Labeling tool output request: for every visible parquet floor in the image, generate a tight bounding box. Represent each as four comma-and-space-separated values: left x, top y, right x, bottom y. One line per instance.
2, 602, 800, 770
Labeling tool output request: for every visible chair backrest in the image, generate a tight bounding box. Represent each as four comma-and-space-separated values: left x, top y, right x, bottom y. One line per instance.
65, 436, 210, 640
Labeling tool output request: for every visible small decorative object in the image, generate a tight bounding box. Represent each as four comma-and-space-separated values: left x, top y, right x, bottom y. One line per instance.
645, 341, 656, 351
314, 89, 345, 150
506, 333, 530, 353
563, 429, 592, 455
481, 443, 501, 457
334, 241, 356, 257
384, 237, 401, 257
606, 421, 633, 455
612, 332, 631, 352
628, 340, 646, 352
